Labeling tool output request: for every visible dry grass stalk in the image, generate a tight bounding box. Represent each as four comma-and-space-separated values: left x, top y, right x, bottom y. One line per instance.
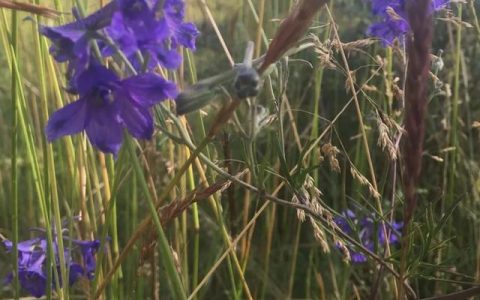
259, 0, 328, 74
0, 0, 59, 18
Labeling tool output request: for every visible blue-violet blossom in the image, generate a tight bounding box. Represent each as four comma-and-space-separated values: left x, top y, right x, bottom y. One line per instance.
45, 62, 178, 156
367, 0, 450, 46
41, 0, 198, 156
334, 210, 403, 263
2, 232, 100, 298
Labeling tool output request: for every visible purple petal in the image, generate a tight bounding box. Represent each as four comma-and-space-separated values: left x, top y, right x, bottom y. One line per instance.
2, 239, 13, 250
105, 12, 139, 57
432, 0, 449, 10
45, 99, 88, 141
154, 47, 182, 69
40, 25, 83, 62
74, 240, 100, 279
350, 251, 368, 263
75, 64, 118, 95
18, 270, 47, 298
163, 0, 186, 21
367, 18, 409, 46
118, 97, 154, 139
122, 73, 178, 107
173, 22, 200, 49
68, 263, 85, 285
84, 104, 123, 157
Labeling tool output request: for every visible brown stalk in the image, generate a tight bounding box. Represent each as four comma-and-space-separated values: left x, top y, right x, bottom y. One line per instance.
0, 0, 59, 18
259, 0, 327, 74
399, 1, 433, 298
403, 0, 433, 224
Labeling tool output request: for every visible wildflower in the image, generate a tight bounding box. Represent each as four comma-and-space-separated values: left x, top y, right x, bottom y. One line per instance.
367, 0, 450, 46
334, 210, 403, 263
41, 0, 198, 155
2, 231, 101, 298
163, 0, 200, 50
46, 62, 178, 156
40, 2, 117, 71
40, 0, 199, 67
104, 0, 199, 70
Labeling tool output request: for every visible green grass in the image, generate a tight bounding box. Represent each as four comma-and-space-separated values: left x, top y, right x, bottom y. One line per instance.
0, 0, 479, 299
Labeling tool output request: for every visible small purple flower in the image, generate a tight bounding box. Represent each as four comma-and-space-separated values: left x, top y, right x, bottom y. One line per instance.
74, 240, 101, 279
334, 210, 403, 263
2, 229, 102, 298
367, 0, 450, 46
45, 62, 177, 156
40, 2, 117, 70
103, 0, 199, 70
367, 18, 410, 46
163, 0, 200, 50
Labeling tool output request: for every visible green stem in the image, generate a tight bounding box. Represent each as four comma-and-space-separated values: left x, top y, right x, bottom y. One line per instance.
125, 136, 187, 300
10, 7, 19, 300
447, 4, 463, 204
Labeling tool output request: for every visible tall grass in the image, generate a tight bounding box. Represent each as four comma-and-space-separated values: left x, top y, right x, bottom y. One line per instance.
0, 0, 479, 299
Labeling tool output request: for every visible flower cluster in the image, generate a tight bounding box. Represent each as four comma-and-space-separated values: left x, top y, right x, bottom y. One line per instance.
334, 210, 403, 263
367, 0, 450, 46
2, 230, 101, 298
41, 0, 199, 156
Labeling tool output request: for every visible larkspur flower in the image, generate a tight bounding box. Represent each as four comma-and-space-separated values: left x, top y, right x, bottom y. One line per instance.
41, 0, 198, 155
334, 210, 403, 263
104, 0, 199, 70
40, 2, 117, 77
2, 229, 101, 298
367, 0, 450, 46
45, 62, 178, 156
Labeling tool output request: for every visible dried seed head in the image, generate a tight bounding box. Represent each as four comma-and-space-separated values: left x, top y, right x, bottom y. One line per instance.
386, 6, 404, 21
292, 195, 306, 222
377, 118, 398, 160
310, 218, 330, 253
334, 39, 375, 53
321, 143, 341, 173
350, 167, 381, 200
335, 240, 351, 263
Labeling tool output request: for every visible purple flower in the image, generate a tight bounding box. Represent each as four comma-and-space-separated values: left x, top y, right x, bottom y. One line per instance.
367, 18, 410, 46
334, 210, 403, 263
163, 0, 200, 50
2, 229, 102, 298
41, 0, 199, 67
41, 0, 198, 155
74, 240, 101, 279
45, 62, 177, 156
104, 0, 199, 70
40, 2, 117, 78
367, 0, 450, 46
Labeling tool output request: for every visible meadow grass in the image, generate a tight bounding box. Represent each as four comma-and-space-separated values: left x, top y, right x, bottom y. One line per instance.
0, 0, 479, 299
